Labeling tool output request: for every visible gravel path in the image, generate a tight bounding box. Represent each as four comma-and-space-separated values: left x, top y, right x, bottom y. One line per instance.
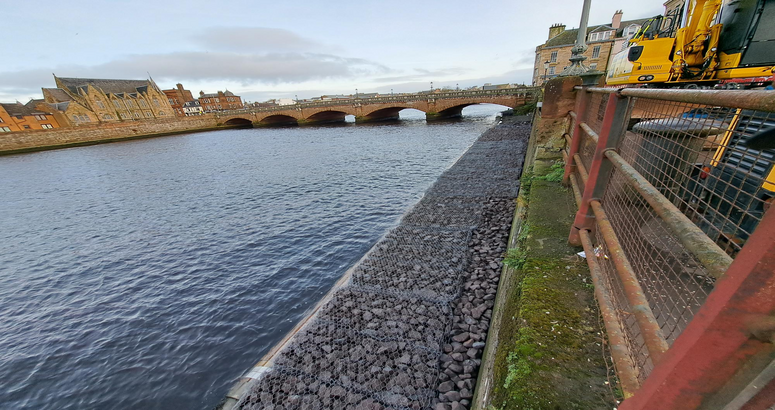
237, 122, 530, 410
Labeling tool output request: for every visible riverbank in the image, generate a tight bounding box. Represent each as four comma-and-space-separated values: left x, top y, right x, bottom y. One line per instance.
226, 119, 529, 409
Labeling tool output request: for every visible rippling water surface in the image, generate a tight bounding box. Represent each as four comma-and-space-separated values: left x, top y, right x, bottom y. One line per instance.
0, 106, 504, 409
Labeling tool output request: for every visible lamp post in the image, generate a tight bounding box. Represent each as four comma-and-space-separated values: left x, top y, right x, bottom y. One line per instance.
430, 82, 433, 93
559, 0, 603, 84
543, 61, 550, 84
391, 88, 393, 96
355, 88, 358, 99
295, 94, 299, 104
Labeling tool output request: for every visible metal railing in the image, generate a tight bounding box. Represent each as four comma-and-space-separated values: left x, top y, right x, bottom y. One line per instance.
560, 85, 775, 408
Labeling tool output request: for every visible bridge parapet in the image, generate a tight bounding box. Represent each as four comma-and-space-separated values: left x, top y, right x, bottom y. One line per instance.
216, 87, 540, 117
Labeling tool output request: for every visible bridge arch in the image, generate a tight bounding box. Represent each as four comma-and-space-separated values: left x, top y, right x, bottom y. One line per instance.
360, 105, 418, 122
259, 114, 299, 126
305, 109, 350, 125
223, 117, 254, 128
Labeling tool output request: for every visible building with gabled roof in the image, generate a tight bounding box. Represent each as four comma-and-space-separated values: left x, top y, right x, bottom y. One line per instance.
42, 75, 175, 123
198, 90, 243, 112
532, 11, 655, 86
0, 102, 60, 132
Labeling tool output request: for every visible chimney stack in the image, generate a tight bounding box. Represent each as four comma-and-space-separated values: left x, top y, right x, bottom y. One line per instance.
612, 10, 623, 29
548, 23, 566, 40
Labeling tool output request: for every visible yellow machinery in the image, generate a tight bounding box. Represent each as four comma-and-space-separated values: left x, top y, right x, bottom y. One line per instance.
607, 0, 775, 86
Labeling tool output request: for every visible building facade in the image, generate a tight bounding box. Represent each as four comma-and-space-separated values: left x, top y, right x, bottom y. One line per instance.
42, 76, 175, 123
162, 83, 195, 117
532, 11, 651, 86
198, 90, 243, 112
182, 100, 204, 116
0, 102, 60, 132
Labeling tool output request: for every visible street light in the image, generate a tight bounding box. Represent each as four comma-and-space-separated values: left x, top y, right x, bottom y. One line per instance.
543, 61, 550, 83
391, 88, 393, 96
355, 88, 358, 99
456, 83, 459, 91
295, 94, 299, 104
430, 82, 433, 93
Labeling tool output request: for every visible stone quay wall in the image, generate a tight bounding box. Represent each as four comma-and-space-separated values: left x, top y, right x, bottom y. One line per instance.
0, 115, 221, 155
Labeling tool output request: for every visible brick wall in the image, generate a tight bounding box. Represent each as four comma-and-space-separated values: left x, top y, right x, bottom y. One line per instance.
0, 115, 220, 154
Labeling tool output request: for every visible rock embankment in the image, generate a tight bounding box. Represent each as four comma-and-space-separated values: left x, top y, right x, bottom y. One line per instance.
237, 122, 530, 410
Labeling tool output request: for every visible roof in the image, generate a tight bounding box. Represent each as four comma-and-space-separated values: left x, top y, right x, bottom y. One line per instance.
616, 18, 653, 36
56, 77, 154, 96
0, 102, 49, 116
42, 88, 74, 102
544, 16, 656, 47
25, 99, 44, 108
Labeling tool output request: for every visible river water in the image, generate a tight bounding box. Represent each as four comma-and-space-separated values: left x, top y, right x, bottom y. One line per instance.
0, 105, 505, 409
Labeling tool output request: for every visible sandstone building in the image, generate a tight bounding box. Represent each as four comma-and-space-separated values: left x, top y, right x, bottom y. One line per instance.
42, 76, 175, 123
198, 90, 243, 112
0, 102, 60, 132
162, 83, 195, 117
532, 11, 652, 86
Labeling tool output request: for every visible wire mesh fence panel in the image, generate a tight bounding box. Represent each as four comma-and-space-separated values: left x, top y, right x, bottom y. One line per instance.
625, 98, 775, 257
602, 171, 714, 346
592, 227, 653, 383
586, 92, 609, 137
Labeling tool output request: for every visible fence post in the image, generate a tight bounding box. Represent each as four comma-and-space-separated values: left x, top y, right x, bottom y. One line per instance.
568, 91, 630, 246
562, 88, 589, 185
619, 205, 775, 410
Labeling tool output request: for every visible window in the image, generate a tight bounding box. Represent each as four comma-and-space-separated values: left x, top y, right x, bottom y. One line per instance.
550, 51, 558, 63
72, 114, 80, 122
127, 100, 136, 108
41, 124, 54, 129
0, 117, 4, 123
104, 114, 114, 120
603, 31, 612, 39
15, 115, 24, 120
0, 126, 11, 132
214, 98, 219, 103
96, 100, 106, 109
548, 66, 555, 75
590, 63, 598, 70
121, 112, 131, 119
153, 99, 160, 107
34, 114, 47, 120
133, 112, 141, 118
145, 111, 152, 118
217, 104, 222, 109
23, 125, 31, 129
113, 100, 123, 109
159, 111, 165, 116
592, 45, 601, 59
590, 33, 598, 41
79, 115, 89, 122
139, 100, 148, 108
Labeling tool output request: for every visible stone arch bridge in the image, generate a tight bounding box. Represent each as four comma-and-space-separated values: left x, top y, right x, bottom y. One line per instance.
214, 87, 539, 127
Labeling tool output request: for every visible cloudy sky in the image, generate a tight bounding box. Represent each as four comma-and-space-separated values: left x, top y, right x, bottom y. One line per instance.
1, 0, 663, 103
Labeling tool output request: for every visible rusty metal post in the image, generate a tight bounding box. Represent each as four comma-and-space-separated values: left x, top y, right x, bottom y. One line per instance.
620, 205, 775, 410
568, 91, 630, 246
562, 88, 589, 185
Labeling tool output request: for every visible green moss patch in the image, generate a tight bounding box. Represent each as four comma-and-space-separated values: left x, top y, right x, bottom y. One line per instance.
487, 161, 617, 410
